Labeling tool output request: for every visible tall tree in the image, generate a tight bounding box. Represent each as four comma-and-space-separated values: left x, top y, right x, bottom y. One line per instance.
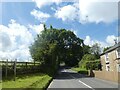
29, 25, 84, 69
83, 45, 91, 54
103, 46, 111, 52
90, 43, 101, 59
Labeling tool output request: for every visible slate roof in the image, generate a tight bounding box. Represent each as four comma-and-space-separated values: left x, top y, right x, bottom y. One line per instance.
101, 42, 120, 56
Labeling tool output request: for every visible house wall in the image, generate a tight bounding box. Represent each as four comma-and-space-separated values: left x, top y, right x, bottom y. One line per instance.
101, 50, 118, 72
101, 55, 106, 71
95, 49, 120, 83
91, 70, 120, 83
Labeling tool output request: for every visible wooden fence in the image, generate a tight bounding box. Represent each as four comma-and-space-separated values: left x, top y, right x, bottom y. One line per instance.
1, 59, 41, 81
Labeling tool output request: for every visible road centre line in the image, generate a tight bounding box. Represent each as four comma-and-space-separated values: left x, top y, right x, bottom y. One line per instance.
69, 73, 95, 90
78, 80, 95, 90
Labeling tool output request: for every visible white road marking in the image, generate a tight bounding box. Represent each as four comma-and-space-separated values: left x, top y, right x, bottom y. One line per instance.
68, 72, 95, 90
78, 80, 95, 90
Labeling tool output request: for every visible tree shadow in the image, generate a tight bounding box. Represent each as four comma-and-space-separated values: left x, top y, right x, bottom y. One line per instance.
54, 67, 93, 80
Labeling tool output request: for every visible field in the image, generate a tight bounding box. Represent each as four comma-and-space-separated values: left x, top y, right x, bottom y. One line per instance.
0, 60, 53, 89
2, 73, 52, 89
1, 61, 41, 77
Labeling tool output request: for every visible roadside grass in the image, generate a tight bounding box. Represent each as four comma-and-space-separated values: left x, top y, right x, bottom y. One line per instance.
71, 67, 88, 75
2, 73, 52, 89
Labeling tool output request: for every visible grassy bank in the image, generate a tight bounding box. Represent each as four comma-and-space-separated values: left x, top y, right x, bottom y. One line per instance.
71, 67, 88, 75
2, 73, 52, 89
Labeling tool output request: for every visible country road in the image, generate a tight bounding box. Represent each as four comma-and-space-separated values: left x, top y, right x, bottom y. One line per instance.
47, 67, 119, 90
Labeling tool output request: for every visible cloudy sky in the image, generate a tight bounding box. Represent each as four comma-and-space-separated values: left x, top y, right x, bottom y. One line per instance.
0, 0, 119, 61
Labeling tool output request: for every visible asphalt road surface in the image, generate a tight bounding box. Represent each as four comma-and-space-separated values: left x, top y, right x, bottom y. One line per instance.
48, 67, 119, 90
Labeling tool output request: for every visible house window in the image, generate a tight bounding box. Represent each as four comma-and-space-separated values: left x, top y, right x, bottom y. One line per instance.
106, 64, 110, 71
117, 64, 120, 72
116, 48, 120, 58
105, 53, 109, 63
118, 64, 120, 72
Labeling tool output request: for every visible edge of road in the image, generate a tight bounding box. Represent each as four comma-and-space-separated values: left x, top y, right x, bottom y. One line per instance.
65, 69, 95, 90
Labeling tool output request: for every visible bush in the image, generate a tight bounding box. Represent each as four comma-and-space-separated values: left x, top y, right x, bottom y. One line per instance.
72, 67, 88, 75
78, 69, 88, 75
79, 54, 96, 69
86, 60, 101, 70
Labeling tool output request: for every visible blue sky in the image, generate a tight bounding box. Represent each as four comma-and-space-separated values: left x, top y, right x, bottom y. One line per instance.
0, 0, 119, 61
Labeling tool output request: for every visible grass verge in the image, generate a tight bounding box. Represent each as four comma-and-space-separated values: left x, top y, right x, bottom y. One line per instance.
2, 73, 52, 89
71, 67, 88, 75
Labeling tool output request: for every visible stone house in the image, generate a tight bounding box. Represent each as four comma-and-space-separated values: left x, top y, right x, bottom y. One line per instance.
100, 42, 120, 72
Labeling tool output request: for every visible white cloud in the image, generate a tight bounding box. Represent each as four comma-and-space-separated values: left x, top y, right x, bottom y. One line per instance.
106, 35, 117, 45
29, 24, 44, 34
84, 35, 117, 48
55, 4, 79, 21
33, 0, 62, 8
84, 36, 94, 46
54, 0, 118, 23
31, 9, 51, 22
0, 31, 12, 51
84, 35, 120, 53
0, 19, 34, 61
79, 0, 118, 23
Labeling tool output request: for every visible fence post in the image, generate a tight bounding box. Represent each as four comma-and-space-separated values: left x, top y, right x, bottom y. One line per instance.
34, 61, 35, 72
14, 59, 17, 81
26, 62, 27, 68
34, 61, 35, 67
5, 59, 8, 79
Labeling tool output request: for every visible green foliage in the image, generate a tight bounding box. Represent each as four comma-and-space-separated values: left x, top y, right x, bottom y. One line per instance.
71, 67, 88, 75
78, 43, 102, 70
79, 54, 96, 69
78, 70, 88, 75
90, 43, 101, 59
83, 45, 91, 54
2, 73, 52, 89
29, 25, 84, 71
29, 27, 60, 75
86, 60, 101, 70
78, 54, 101, 70
103, 46, 111, 52
2, 64, 41, 77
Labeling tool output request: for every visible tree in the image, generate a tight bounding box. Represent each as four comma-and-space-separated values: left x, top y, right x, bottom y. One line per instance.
58, 30, 84, 66
29, 25, 85, 75
83, 45, 91, 54
29, 26, 60, 75
86, 60, 101, 70
90, 43, 101, 59
79, 54, 96, 69
103, 46, 111, 52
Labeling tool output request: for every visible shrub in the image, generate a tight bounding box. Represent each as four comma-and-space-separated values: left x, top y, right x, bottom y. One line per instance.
72, 67, 88, 75
79, 54, 96, 69
78, 69, 88, 75
86, 60, 101, 70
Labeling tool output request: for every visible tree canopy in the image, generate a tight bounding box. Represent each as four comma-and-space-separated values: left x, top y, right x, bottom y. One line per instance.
29, 25, 85, 75
103, 46, 111, 52
90, 43, 101, 59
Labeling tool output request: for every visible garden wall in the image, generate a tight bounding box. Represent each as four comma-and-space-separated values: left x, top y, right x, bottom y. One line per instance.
89, 70, 120, 83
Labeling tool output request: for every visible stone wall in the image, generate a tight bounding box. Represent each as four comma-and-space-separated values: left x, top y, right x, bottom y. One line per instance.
89, 70, 120, 83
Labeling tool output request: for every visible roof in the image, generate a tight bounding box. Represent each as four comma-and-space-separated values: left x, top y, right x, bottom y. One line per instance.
101, 42, 120, 56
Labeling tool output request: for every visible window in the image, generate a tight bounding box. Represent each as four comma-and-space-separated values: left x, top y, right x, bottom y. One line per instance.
105, 53, 109, 63
117, 64, 120, 72
116, 48, 120, 58
118, 64, 120, 72
106, 64, 110, 71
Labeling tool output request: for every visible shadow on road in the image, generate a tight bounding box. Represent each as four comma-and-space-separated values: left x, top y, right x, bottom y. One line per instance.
54, 66, 92, 80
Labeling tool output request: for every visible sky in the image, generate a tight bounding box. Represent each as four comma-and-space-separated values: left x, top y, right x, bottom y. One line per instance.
0, 0, 119, 61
